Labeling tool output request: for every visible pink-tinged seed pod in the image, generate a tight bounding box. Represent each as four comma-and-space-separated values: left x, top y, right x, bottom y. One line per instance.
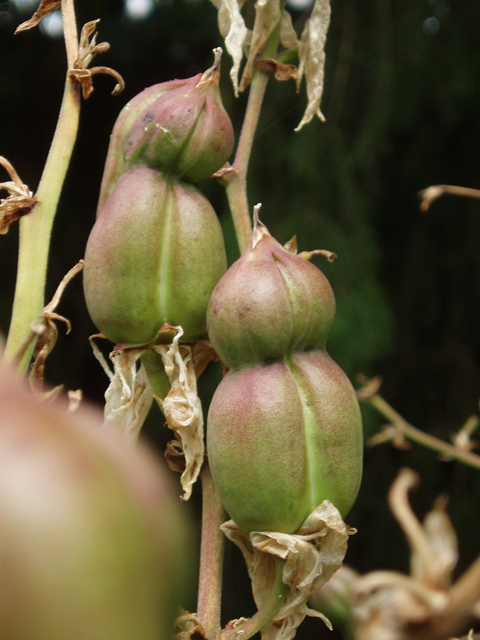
97, 79, 187, 216
0, 361, 192, 640
207, 222, 336, 369
122, 50, 234, 184
84, 165, 227, 345
207, 349, 363, 534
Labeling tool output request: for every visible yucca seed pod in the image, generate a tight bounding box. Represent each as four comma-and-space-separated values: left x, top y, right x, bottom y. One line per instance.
207, 349, 363, 534
0, 361, 192, 640
97, 79, 186, 216
84, 165, 226, 345
122, 49, 234, 184
207, 222, 336, 369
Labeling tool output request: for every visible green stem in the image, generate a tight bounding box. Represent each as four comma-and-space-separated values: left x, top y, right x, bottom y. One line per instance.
221, 557, 289, 640
4, 77, 81, 372
197, 463, 225, 640
223, 15, 284, 254
367, 394, 480, 471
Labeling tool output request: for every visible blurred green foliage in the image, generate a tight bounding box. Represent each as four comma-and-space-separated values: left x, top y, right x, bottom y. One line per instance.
1, 1, 480, 638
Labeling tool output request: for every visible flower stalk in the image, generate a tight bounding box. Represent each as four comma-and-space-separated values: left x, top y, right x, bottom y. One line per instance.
197, 464, 226, 640
4, 76, 81, 372
221, 11, 284, 254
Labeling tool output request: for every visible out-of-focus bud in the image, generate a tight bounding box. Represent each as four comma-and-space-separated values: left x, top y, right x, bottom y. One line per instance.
0, 361, 193, 640
207, 221, 335, 369
84, 165, 227, 345
119, 49, 233, 185
207, 349, 363, 534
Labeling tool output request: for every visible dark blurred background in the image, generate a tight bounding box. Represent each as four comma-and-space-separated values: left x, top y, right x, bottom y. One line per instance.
1, 0, 480, 637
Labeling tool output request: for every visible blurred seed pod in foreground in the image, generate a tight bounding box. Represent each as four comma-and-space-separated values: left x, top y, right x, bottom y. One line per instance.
0, 361, 193, 640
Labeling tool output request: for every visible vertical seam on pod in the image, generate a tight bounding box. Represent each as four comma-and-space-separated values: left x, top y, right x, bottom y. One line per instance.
284, 353, 319, 520
157, 176, 175, 321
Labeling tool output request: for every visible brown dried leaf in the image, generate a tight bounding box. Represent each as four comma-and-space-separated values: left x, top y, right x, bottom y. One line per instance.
192, 340, 217, 378
28, 261, 84, 392
295, 0, 331, 131
15, 0, 61, 33
0, 156, 37, 234
222, 502, 351, 640
0, 195, 37, 234
165, 440, 187, 473
257, 58, 297, 81
69, 20, 125, 99
239, 0, 282, 92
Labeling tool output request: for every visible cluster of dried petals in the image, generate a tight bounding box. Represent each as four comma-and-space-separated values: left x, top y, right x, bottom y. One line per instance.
222, 502, 352, 640
0, 155, 37, 234
308, 469, 478, 640
213, 0, 331, 130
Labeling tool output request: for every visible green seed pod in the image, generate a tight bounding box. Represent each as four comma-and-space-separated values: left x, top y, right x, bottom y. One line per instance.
0, 362, 192, 640
97, 79, 186, 216
207, 349, 363, 534
122, 49, 234, 184
84, 165, 226, 345
207, 222, 336, 369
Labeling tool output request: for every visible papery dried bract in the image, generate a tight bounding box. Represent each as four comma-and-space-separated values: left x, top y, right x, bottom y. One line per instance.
94, 345, 154, 444
295, 0, 331, 131
152, 328, 204, 500
222, 502, 350, 640
217, 0, 249, 96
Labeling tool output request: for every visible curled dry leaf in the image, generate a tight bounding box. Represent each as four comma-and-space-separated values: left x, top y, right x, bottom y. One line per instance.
257, 58, 298, 81
222, 501, 351, 640
0, 155, 37, 234
295, 0, 331, 131
68, 20, 125, 99
152, 327, 205, 501
217, 0, 249, 96
352, 469, 460, 640
90, 339, 154, 444
15, 0, 60, 33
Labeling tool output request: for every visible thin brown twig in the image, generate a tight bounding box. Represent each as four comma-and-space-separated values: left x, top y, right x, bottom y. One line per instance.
357, 377, 480, 471
419, 184, 480, 212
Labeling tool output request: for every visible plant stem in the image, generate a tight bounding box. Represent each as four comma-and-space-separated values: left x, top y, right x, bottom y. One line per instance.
197, 463, 225, 640
221, 557, 289, 640
4, 78, 81, 372
223, 16, 283, 254
4, 0, 81, 373
366, 393, 480, 471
